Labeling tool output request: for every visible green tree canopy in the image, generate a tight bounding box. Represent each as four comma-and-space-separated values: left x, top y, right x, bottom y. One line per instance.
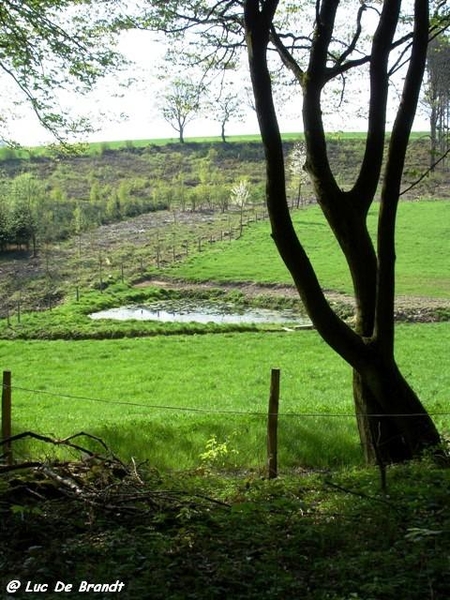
160, 76, 205, 142
0, 0, 126, 142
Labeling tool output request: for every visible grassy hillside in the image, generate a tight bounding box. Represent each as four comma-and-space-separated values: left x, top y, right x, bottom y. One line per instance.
0, 133, 447, 207
0, 133, 446, 267
0, 200, 448, 339
0, 134, 448, 317
167, 200, 450, 298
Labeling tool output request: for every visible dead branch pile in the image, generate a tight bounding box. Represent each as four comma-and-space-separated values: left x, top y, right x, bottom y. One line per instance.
0, 431, 229, 516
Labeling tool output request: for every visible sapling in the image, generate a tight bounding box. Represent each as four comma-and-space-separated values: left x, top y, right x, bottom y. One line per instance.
288, 142, 309, 208
230, 179, 251, 236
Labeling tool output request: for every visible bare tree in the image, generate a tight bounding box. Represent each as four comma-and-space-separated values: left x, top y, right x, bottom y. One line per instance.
207, 81, 245, 142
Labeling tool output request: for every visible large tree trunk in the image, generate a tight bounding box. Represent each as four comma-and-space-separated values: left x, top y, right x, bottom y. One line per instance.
244, 0, 441, 465
353, 364, 441, 465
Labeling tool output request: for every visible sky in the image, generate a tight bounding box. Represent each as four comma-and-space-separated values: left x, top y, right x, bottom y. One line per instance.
3, 29, 257, 146
4, 25, 430, 148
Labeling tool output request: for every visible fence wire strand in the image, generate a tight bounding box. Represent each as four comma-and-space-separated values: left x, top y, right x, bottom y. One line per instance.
6, 383, 450, 419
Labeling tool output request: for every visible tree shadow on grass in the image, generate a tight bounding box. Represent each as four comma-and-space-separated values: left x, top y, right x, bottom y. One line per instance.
86, 413, 364, 472
278, 415, 364, 470
5, 413, 363, 472
90, 414, 263, 471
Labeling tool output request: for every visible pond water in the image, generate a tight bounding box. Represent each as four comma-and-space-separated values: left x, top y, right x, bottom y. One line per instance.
90, 298, 311, 326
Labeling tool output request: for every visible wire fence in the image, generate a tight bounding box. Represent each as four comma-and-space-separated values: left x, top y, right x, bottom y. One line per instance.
7, 383, 450, 419
2, 370, 449, 475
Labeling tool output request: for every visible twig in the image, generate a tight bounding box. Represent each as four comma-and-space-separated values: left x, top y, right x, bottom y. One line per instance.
0, 430, 128, 471
0, 431, 96, 456
40, 466, 84, 496
0, 461, 42, 473
400, 146, 450, 196
130, 457, 144, 485
324, 479, 402, 516
150, 489, 231, 508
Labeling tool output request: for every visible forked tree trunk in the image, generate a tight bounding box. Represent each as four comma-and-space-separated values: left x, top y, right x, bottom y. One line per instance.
243, 0, 442, 465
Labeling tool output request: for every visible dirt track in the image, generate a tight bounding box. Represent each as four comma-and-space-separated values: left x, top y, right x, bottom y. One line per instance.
0, 207, 448, 323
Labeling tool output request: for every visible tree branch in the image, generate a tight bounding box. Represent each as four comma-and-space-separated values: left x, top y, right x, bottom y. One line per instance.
375, 0, 430, 353
303, 0, 341, 202
333, 3, 366, 66
270, 25, 305, 82
350, 0, 403, 212
400, 145, 450, 196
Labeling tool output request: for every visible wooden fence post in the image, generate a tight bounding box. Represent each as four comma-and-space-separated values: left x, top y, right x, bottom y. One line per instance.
267, 368, 280, 479
98, 253, 103, 292
2, 370, 12, 465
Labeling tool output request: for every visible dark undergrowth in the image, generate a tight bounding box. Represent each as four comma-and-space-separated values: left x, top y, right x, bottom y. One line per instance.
1, 454, 449, 600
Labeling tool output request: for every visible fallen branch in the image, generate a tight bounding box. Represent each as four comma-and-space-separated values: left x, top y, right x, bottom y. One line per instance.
0, 430, 124, 462
0, 430, 229, 516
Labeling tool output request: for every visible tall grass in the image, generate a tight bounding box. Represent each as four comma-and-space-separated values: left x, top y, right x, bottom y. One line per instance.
1, 323, 448, 470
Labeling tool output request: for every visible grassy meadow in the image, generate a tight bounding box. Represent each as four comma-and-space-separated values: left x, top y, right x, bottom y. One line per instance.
0, 155, 448, 471
168, 200, 450, 297
0, 140, 449, 599
1, 323, 448, 471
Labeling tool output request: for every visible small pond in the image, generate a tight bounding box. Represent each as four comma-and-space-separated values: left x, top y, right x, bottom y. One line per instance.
90, 298, 311, 326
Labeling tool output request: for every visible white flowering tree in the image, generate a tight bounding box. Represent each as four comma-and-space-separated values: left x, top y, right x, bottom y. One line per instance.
288, 142, 309, 208
230, 179, 251, 236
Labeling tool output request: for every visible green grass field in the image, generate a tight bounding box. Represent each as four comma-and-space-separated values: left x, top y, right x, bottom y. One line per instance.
1, 323, 448, 471
0, 199, 448, 471
168, 200, 450, 297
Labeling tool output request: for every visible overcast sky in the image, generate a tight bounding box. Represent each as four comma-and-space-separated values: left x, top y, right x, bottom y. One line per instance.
5, 26, 430, 148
